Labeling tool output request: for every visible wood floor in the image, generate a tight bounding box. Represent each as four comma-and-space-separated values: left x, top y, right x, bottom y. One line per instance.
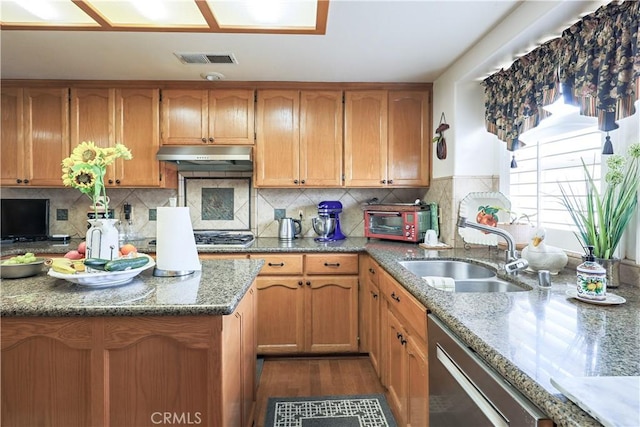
254, 356, 386, 427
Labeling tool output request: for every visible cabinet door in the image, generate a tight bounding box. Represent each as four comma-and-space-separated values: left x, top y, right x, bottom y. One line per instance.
115, 88, 161, 187
385, 309, 407, 425
255, 90, 300, 187
406, 334, 429, 427
306, 276, 358, 353
24, 88, 70, 186
368, 281, 382, 376
344, 90, 388, 186
1, 318, 94, 426
388, 90, 430, 187
209, 89, 255, 145
70, 88, 115, 148
0, 88, 25, 185
161, 89, 208, 144
299, 90, 343, 186
256, 276, 304, 354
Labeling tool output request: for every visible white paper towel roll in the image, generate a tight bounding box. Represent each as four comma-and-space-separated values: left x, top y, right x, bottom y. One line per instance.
155, 207, 201, 274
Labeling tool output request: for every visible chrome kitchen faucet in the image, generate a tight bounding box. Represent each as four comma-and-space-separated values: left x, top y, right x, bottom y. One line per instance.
457, 216, 528, 275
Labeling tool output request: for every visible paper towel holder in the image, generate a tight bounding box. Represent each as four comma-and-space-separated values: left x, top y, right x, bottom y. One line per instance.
153, 267, 196, 277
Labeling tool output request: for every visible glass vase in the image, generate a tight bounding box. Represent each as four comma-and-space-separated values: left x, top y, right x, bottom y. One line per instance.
86, 218, 119, 262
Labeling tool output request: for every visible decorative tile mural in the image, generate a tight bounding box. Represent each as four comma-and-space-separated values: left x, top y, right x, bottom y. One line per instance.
184, 177, 251, 230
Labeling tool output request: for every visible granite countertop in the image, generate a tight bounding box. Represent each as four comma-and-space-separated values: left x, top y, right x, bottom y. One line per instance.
2, 237, 639, 427
1, 258, 264, 317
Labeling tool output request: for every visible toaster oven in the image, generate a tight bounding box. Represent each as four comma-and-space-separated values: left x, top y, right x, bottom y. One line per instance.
364, 204, 432, 243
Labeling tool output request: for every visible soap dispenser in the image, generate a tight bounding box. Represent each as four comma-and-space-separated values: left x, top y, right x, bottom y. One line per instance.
576, 245, 606, 301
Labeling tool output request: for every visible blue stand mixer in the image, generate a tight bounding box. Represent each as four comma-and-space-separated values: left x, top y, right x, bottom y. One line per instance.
312, 201, 346, 242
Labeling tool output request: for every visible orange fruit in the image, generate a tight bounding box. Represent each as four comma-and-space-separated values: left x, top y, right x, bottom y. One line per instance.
120, 244, 137, 256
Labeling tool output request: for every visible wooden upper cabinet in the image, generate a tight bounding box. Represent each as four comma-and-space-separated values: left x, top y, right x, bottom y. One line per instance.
115, 88, 164, 187
161, 89, 255, 145
71, 88, 166, 188
388, 90, 430, 187
24, 88, 70, 186
299, 90, 343, 186
345, 89, 431, 187
344, 90, 388, 187
255, 90, 343, 187
255, 90, 300, 187
1, 88, 25, 186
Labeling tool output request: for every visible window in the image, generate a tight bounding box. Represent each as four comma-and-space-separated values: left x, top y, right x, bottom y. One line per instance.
508, 116, 601, 255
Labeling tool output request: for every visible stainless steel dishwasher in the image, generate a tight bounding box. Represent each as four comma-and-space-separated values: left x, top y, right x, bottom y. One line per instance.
428, 314, 553, 426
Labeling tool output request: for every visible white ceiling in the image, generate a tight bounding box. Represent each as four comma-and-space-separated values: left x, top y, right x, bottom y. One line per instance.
0, 1, 585, 83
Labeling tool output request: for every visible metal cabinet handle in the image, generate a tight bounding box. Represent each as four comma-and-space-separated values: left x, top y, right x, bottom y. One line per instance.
300, 180, 306, 184
23, 179, 29, 184
16, 179, 22, 184
369, 267, 375, 274
391, 292, 400, 302
298, 281, 303, 286
268, 262, 285, 267
372, 293, 378, 299
324, 262, 340, 267
208, 137, 214, 142
306, 281, 311, 286
115, 179, 121, 185
400, 338, 407, 345
108, 179, 114, 184
388, 179, 394, 184
293, 179, 299, 184
397, 332, 402, 339
381, 179, 386, 184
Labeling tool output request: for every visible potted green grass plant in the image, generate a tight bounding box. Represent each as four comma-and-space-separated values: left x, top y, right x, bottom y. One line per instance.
558, 143, 640, 287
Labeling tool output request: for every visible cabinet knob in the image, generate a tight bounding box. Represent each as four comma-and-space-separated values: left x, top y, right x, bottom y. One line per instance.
298, 281, 303, 286
108, 179, 114, 184
391, 292, 400, 302
23, 179, 29, 184
208, 137, 214, 142
201, 138, 207, 143
401, 338, 407, 346
293, 179, 299, 184
306, 281, 311, 287
397, 332, 402, 339
115, 179, 121, 185
16, 179, 22, 184
368, 267, 375, 274
388, 179, 394, 184
300, 180, 305, 184
381, 179, 386, 184
372, 293, 378, 299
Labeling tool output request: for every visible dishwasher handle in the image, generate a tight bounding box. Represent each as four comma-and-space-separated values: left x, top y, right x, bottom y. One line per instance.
436, 345, 509, 427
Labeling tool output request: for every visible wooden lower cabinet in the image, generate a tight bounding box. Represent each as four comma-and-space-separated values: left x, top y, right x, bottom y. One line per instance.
253, 253, 359, 355
360, 255, 382, 376
1, 283, 257, 427
379, 268, 429, 427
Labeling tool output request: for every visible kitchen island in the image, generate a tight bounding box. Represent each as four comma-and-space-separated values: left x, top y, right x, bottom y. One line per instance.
1, 258, 263, 427
2, 239, 639, 427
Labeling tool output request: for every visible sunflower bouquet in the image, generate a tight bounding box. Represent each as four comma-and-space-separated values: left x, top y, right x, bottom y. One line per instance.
62, 141, 133, 217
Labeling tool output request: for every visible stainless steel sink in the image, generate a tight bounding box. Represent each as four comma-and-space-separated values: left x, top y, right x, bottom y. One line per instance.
398, 260, 496, 280
453, 279, 528, 293
398, 260, 529, 293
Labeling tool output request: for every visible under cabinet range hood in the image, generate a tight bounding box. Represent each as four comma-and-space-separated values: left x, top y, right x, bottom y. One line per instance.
156, 146, 253, 171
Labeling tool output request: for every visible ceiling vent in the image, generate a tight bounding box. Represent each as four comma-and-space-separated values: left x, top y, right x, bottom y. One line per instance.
174, 53, 238, 65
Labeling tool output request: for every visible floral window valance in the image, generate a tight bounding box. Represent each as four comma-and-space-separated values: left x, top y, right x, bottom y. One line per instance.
483, 0, 639, 151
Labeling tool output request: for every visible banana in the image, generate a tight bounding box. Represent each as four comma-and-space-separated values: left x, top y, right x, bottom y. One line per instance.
46, 258, 76, 275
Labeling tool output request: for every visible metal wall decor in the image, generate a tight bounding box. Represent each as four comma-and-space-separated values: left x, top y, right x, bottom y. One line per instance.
433, 112, 449, 160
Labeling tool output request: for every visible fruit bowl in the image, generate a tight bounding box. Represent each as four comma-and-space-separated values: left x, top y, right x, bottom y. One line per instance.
1, 258, 46, 279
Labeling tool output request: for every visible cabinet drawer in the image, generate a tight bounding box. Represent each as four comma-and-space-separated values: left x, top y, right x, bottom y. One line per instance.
381, 270, 427, 342
305, 254, 359, 275
251, 254, 303, 275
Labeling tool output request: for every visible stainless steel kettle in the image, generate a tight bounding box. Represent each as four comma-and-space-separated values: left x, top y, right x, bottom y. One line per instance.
278, 217, 302, 240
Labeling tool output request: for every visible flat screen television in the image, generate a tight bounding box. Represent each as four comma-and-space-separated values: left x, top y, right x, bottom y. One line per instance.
1, 199, 50, 241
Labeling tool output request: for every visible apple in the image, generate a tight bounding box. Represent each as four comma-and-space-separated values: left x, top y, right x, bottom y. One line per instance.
78, 241, 87, 255
64, 250, 84, 260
